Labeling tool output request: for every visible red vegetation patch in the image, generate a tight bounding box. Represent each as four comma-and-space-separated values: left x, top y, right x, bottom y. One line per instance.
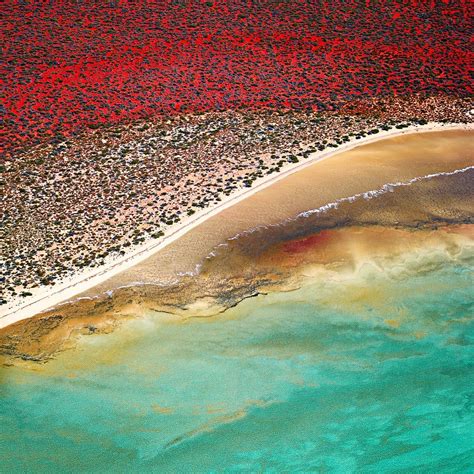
1, 0, 472, 156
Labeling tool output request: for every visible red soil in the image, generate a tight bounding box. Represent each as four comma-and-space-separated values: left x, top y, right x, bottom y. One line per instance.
1, 0, 472, 156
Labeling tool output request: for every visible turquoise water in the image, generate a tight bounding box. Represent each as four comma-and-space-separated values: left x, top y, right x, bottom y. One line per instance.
1, 260, 473, 473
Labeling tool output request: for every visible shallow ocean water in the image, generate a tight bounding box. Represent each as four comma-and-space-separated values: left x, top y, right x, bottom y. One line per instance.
1, 257, 473, 473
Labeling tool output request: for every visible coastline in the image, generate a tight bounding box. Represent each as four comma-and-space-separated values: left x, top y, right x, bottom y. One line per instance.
1, 121, 472, 329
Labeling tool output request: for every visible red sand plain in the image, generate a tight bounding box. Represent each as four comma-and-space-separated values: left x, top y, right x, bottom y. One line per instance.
1, 0, 472, 156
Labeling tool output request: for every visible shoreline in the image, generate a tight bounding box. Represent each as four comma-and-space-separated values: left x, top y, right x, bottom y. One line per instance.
1, 121, 473, 329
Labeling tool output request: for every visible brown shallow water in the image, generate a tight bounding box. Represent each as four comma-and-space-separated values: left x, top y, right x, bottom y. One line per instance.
0, 130, 473, 366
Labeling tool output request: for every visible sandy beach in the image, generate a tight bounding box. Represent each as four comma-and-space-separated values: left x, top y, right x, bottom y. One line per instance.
1, 122, 472, 330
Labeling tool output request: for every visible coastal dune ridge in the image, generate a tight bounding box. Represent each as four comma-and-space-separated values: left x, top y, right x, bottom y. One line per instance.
1, 122, 473, 330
